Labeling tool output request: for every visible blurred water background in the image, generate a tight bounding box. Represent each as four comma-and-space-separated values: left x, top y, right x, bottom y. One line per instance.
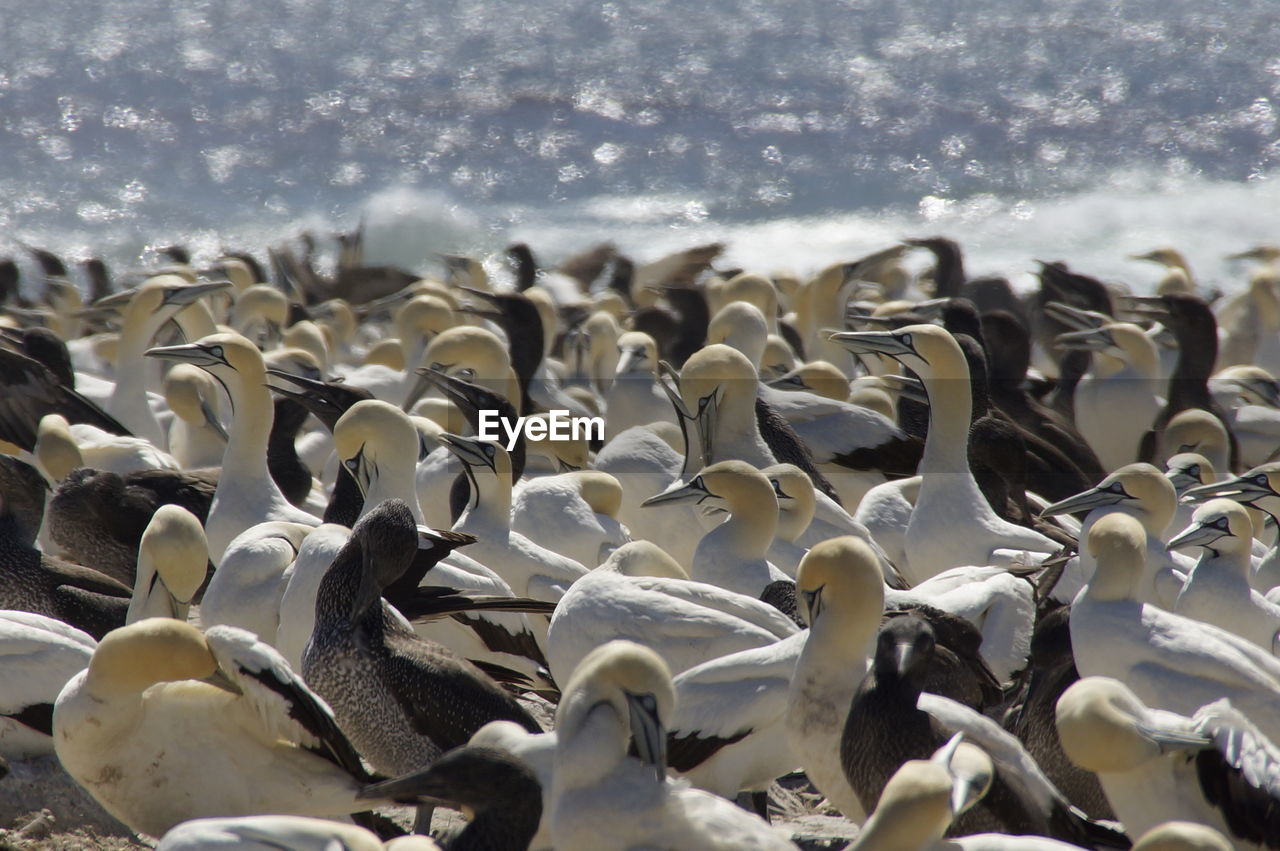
1, 0, 1278, 293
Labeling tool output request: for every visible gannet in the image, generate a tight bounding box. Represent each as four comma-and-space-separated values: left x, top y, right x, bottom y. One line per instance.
0, 610, 95, 758
1184, 462, 1280, 593
1209, 365, 1280, 468
1057, 676, 1280, 847
302, 500, 541, 822
53, 619, 384, 838
510, 470, 631, 568
1069, 513, 1280, 743
1042, 462, 1193, 607
1168, 499, 1280, 652
785, 536, 887, 822
1155, 409, 1231, 481
642, 459, 792, 597
330, 399, 551, 681
35, 413, 180, 481
761, 463, 814, 576
850, 736, 1088, 850
44, 465, 215, 586
1163, 452, 1217, 537
832, 324, 1057, 581
125, 504, 207, 625
200, 520, 313, 641
842, 617, 1124, 845
546, 539, 798, 685
359, 745, 541, 851
440, 432, 588, 602
1056, 321, 1162, 472
1132, 822, 1233, 851
155, 816, 387, 851
101, 276, 231, 448
548, 640, 796, 850
145, 332, 320, 563
603, 330, 678, 442
163, 363, 228, 470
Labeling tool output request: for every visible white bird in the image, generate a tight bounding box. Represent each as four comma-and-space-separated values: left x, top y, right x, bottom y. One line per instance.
145, 332, 320, 564
1069, 512, 1280, 744
1055, 321, 1162, 474
546, 540, 797, 685
1057, 676, 1280, 848
53, 619, 384, 838
642, 459, 792, 597
34, 414, 180, 483
1184, 462, 1280, 594
851, 736, 1088, 850
440, 432, 588, 603
163, 363, 229, 470
548, 640, 796, 850
832, 324, 1057, 581
200, 520, 314, 641
156, 815, 387, 851
125, 504, 208, 625
0, 610, 95, 758
1168, 499, 1280, 653
1042, 463, 1193, 608
603, 331, 678, 443
785, 536, 887, 822
275, 523, 353, 670
510, 470, 631, 568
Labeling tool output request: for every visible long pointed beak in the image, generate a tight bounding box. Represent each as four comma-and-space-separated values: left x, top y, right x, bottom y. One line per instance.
799, 586, 823, 627
626, 691, 668, 783
1183, 475, 1274, 505
1237, 377, 1280, 409
1043, 301, 1109, 330
358, 767, 453, 806
1055, 327, 1114, 353
694, 390, 719, 466
200, 399, 229, 442
641, 478, 710, 508
1135, 723, 1212, 753
342, 447, 371, 498
880, 373, 927, 404
1166, 521, 1227, 552
615, 347, 644, 377
144, 342, 224, 367
893, 641, 916, 676
163, 280, 232, 307
828, 330, 914, 358
438, 432, 495, 470
1040, 485, 1125, 517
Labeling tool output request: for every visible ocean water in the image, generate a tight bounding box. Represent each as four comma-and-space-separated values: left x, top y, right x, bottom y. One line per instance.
1, 0, 1278, 295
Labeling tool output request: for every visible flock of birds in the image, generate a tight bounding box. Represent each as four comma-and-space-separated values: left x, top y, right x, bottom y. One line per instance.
4, 233, 1280, 850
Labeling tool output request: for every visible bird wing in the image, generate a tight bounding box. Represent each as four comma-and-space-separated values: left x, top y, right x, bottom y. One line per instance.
1193, 699, 1280, 845
626, 576, 800, 639
202, 624, 375, 782
0, 347, 132, 451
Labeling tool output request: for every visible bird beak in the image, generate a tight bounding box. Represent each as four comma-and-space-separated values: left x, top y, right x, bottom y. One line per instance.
880, 373, 927, 404
626, 691, 668, 783
438, 432, 496, 471
893, 641, 917, 676
342, 446, 372, 498
615, 346, 646, 377
200, 399, 228, 442
358, 767, 453, 806
799, 586, 823, 626
641, 476, 712, 508
1166, 520, 1228, 552
1054, 327, 1114, 353
828, 330, 915, 358
1040, 484, 1126, 517
1183, 474, 1274, 505
162, 280, 232, 307
144, 342, 226, 367
1043, 301, 1107, 330
694, 390, 719, 466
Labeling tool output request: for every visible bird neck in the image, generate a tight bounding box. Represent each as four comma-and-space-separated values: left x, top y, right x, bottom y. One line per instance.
222, 374, 276, 488
708, 503, 777, 558
920, 366, 974, 476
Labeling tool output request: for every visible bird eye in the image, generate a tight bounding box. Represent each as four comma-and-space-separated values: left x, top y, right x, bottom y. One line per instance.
1215, 517, 1231, 530
1108, 482, 1127, 494
209, 345, 224, 359
457, 367, 476, 379
483, 444, 495, 457
344, 458, 359, 470
1256, 474, 1270, 487
900, 333, 913, 347
771, 479, 788, 498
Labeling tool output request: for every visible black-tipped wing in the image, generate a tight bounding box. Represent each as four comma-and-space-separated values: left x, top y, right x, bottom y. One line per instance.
203, 624, 377, 783
0, 348, 132, 451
